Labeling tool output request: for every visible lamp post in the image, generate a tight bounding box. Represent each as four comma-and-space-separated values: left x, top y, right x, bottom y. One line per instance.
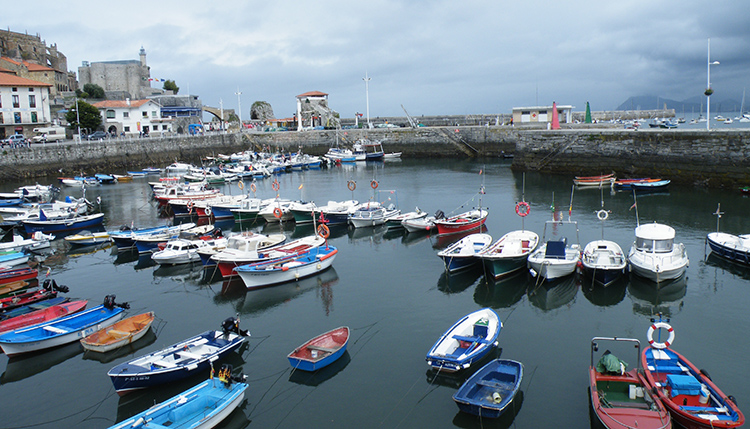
706, 38, 720, 131
363, 72, 371, 129
235, 88, 242, 131
75, 98, 81, 143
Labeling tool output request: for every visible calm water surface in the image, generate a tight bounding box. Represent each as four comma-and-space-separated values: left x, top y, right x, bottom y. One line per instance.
0, 158, 749, 429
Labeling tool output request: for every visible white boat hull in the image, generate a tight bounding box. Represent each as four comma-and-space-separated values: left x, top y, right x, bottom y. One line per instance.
237, 250, 337, 290
527, 244, 581, 281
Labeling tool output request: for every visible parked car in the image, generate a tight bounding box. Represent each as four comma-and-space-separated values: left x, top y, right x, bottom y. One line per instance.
2, 134, 27, 146
85, 131, 109, 141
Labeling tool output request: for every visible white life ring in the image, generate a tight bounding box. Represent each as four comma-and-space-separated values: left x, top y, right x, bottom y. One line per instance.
647, 322, 675, 349
205, 206, 212, 216
597, 209, 609, 220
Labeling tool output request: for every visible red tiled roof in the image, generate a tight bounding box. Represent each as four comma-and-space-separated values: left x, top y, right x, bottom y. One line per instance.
0, 73, 52, 87
22, 61, 54, 72
0, 57, 22, 66
0, 66, 15, 74
92, 99, 152, 108
296, 91, 328, 98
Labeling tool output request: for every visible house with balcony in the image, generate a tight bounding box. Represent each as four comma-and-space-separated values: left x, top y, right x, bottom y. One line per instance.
92, 98, 172, 137
0, 73, 52, 139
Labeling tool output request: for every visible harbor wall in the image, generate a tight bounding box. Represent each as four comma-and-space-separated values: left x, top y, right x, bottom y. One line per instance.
2, 127, 749, 188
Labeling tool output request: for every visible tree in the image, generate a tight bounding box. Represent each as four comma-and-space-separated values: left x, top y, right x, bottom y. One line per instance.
65, 99, 102, 134
163, 80, 179, 94
82, 83, 105, 99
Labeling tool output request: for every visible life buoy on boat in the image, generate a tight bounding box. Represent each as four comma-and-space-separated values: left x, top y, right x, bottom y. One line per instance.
597, 209, 609, 220
238, 180, 244, 190
186, 200, 194, 212
250, 182, 257, 193
647, 322, 675, 349
205, 206, 212, 216
273, 207, 283, 219
515, 201, 530, 217
347, 180, 356, 191
272, 180, 280, 191
317, 223, 330, 239
370, 179, 379, 189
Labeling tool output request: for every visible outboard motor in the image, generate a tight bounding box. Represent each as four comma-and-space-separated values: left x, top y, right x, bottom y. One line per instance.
42, 278, 69, 293
217, 363, 247, 385
221, 316, 249, 337
434, 209, 445, 220
103, 294, 130, 310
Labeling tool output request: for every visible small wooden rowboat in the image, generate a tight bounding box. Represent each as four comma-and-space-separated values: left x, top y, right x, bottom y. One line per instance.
0, 300, 87, 335
0, 280, 31, 297
81, 311, 155, 353
0, 267, 37, 286
453, 359, 523, 418
287, 326, 350, 372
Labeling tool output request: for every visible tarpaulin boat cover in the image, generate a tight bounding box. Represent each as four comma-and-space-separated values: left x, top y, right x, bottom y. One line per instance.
596, 351, 628, 375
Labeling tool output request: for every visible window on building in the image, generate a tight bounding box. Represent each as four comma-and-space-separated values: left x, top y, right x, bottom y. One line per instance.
31, 112, 37, 123
0, 96, 2, 108
11, 87, 17, 92
152, 110, 157, 117
28, 87, 34, 92
12, 95, 19, 108
29, 95, 36, 108
0, 113, 3, 123
123, 112, 129, 118
142, 111, 148, 118
106, 110, 116, 119
162, 125, 168, 130
124, 126, 130, 132
14, 112, 21, 123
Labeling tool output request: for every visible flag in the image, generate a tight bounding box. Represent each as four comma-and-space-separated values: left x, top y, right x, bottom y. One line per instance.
46, 267, 51, 277
630, 202, 637, 211
298, 184, 303, 190
479, 169, 483, 175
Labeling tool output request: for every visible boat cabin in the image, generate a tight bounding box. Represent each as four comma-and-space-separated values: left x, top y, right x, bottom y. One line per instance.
634, 223, 675, 253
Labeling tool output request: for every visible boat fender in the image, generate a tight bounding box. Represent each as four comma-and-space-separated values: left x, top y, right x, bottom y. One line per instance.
238, 180, 244, 190
347, 180, 356, 191
515, 201, 530, 217
370, 179, 379, 189
647, 322, 675, 349
273, 207, 283, 219
316, 263, 322, 270
250, 182, 257, 193
699, 368, 712, 381
272, 180, 280, 191
597, 209, 609, 220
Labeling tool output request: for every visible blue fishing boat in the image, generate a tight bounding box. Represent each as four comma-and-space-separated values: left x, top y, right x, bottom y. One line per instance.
437, 233, 493, 272
0, 295, 128, 357
426, 308, 502, 372
287, 326, 349, 372
452, 359, 523, 418
95, 173, 116, 184
107, 317, 248, 395
109, 223, 196, 250
22, 212, 104, 235
107, 367, 248, 429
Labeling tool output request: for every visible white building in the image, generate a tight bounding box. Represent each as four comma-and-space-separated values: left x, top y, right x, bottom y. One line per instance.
0, 72, 52, 139
512, 104, 574, 124
92, 99, 172, 137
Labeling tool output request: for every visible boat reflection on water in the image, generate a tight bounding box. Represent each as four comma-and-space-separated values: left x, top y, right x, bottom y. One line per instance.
401, 231, 433, 247
452, 390, 524, 429
292, 223, 348, 241
473, 271, 529, 308
261, 220, 296, 235
628, 272, 687, 317
348, 224, 387, 244
426, 347, 501, 389
115, 342, 249, 423
82, 327, 158, 364
1, 341, 82, 385
288, 350, 351, 387
431, 225, 489, 251
66, 241, 114, 258
152, 261, 203, 284
214, 267, 339, 316
382, 228, 406, 242
437, 266, 483, 294
134, 253, 157, 271
581, 275, 628, 308
705, 252, 750, 281
527, 275, 580, 312
113, 248, 139, 266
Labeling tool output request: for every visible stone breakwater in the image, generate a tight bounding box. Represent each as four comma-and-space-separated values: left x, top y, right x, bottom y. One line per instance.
1, 127, 749, 188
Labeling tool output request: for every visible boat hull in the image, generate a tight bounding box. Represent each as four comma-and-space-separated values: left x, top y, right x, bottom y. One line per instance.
706, 232, 750, 265
453, 359, 523, 418
23, 213, 105, 235
236, 246, 337, 290
478, 230, 539, 280
426, 308, 501, 372
434, 209, 488, 236
287, 326, 349, 372
81, 311, 155, 353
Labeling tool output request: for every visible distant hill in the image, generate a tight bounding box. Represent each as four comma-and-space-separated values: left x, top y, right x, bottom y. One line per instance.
617, 95, 743, 114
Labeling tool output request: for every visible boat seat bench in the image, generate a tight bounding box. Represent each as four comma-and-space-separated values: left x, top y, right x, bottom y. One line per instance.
178, 351, 202, 360
152, 359, 177, 368
452, 335, 489, 344
43, 325, 68, 334
307, 345, 337, 353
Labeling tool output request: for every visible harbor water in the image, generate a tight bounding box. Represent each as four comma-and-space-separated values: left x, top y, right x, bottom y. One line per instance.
0, 158, 748, 428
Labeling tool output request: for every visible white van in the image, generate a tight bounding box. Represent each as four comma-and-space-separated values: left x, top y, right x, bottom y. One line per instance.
32, 126, 66, 143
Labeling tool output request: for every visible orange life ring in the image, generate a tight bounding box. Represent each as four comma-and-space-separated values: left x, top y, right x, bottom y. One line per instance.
186, 200, 194, 212
238, 180, 244, 190
347, 180, 356, 191
273, 207, 283, 219
317, 223, 330, 239
370, 179, 379, 189
250, 182, 257, 193
515, 201, 530, 217
272, 180, 280, 191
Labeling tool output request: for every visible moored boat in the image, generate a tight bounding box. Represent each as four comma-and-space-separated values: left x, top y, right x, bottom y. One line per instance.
581, 239, 628, 286
0, 300, 87, 335
210, 232, 290, 278
64, 230, 111, 246
574, 173, 616, 187
437, 233, 492, 272
81, 311, 155, 353
628, 223, 688, 283
426, 307, 501, 372
235, 244, 337, 290
287, 326, 350, 372
23, 212, 105, 235
478, 229, 539, 279
0, 267, 38, 286
452, 359, 523, 418
527, 220, 582, 281
434, 208, 488, 236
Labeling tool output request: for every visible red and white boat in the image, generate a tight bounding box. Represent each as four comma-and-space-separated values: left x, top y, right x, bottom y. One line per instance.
210, 232, 298, 278
574, 173, 616, 187
434, 208, 488, 236
0, 267, 37, 286
0, 300, 87, 335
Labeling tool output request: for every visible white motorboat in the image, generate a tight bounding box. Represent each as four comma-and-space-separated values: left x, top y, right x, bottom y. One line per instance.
580, 239, 628, 285
259, 199, 294, 222
348, 202, 400, 228
151, 237, 216, 265
385, 207, 428, 230
527, 220, 581, 281
628, 222, 688, 283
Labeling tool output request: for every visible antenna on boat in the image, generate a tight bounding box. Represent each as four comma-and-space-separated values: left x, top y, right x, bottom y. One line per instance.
631, 189, 640, 227
568, 184, 575, 222
713, 203, 723, 232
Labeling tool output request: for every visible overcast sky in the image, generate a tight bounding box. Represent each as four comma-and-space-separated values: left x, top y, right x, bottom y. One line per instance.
5, 1, 750, 118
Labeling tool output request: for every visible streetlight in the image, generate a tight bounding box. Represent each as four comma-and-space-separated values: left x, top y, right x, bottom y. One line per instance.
235, 88, 242, 131
75, 98, 81, 143
706, 38, 720, 131
363, 72, 371, 129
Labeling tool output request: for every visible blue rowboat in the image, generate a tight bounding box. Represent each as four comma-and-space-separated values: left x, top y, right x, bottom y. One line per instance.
109, 223, 196, 250
107, 369, 248, 429
453, 359, 523, 418
0, 295, 128, 357
287, 326, 349, 372
426, 308, 502, 372
95, 173, 116, 184
107, 317, 248, 396
437, 233, 493, 272
22, 212, 104, 235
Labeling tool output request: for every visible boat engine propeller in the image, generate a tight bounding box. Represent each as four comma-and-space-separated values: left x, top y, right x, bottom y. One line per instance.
221, 316, 249, 337
42, 278, 69, 293
103, 294, 130, 310
216, 363, 247, 386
